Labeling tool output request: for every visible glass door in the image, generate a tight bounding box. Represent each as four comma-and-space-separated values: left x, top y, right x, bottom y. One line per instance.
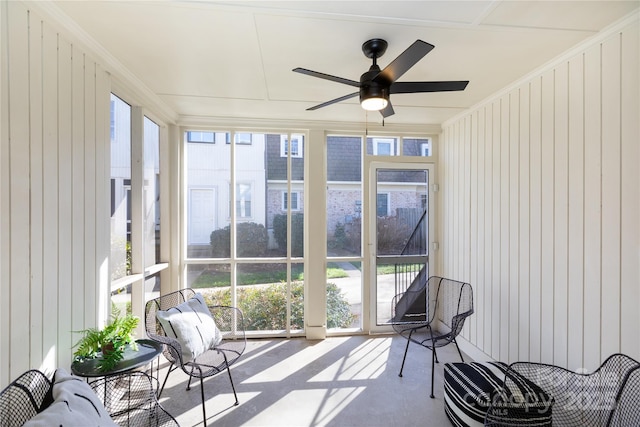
368, 163, 432, 331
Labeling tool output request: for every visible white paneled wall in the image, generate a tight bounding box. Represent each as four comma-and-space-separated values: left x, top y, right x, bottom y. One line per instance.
440, 16, 640, 371
0, 1, 110, 386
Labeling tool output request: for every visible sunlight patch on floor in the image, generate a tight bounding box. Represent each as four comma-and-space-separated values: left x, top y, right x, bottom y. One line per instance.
242, 387, 365, 426
308, 337, 392, 382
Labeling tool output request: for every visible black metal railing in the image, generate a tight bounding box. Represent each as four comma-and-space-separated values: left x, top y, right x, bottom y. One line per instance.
394, 209, 428, 297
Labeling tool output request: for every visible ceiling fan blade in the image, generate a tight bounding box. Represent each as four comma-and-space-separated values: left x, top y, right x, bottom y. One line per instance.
306, 92, 359, 111
293, 68, 360, 88
375, 40, 434, 83
380, 101, 395, 118
390, 81, 469, 94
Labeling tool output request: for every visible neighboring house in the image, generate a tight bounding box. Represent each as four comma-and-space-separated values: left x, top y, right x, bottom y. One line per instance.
184, 132, 430, 251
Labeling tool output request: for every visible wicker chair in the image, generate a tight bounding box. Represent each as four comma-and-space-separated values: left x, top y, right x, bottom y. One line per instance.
391, 276, 474, 398
90, 372, 179, 427
145, 288, 246, 427
0, 369, 178, 427
484, 353, 640, 426
0, 370, 52, 426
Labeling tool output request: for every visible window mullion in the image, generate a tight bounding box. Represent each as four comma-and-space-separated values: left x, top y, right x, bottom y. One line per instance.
129, 106, 145, 335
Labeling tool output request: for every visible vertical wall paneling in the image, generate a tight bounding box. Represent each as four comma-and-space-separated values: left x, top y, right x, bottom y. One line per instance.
477, 108, 486, 350
463, 115, 471, 338
41, 18, 59, 373
529, 76, 542, 363
499, 95, 510, 362
600, 34, 622, 360
620, 24, 640, 358
553, 61, 569, 368
583, 43, 602, 370
71, 47, 85, 338
83, 60, 97, 328
57, 34, 73, 367
28, 10, 44, 370
518, 84, 531, 361
441, 18, 639, 367
484, 104, 500, 356
540, 69, 555, 364
491, 100, 500, 358
1, 3, 111, 382
567, 53, 586, 371
508, 89, 520, 363
469, 111, 479, 346
7, 1, 31, 379
0, 0, 6, 386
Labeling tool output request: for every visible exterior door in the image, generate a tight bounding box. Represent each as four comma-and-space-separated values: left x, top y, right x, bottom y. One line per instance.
368, 162, 432, 332
188, 188, 216, 245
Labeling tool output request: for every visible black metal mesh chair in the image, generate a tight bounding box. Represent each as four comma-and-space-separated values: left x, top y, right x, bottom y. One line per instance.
391, 276, 474, 398
0, 369, 52, 427
484, 353, 640, 426
145, 288, 246, 426
89, 371, 179, 427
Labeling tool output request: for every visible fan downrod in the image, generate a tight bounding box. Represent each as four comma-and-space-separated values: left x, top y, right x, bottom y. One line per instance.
362, 38, 388, 60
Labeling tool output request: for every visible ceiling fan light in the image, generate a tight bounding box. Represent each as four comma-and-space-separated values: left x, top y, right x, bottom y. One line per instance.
361, 96, 388, 111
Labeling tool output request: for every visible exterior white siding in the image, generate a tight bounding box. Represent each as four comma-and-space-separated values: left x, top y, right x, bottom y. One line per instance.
440, 16, 640, 371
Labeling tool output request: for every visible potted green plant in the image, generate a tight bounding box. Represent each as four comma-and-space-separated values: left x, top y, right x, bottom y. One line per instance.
73, 313, 140, 372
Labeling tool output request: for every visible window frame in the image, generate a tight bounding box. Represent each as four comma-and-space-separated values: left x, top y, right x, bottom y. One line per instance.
373, 138, 396, 156
283, 191, 301, 211
280, 134, 304, 158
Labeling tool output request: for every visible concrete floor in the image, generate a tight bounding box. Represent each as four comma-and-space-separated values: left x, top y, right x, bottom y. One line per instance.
156, 335, 464, 427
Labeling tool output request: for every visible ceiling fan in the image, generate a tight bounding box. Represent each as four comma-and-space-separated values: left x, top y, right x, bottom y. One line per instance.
293, 38, 469, 118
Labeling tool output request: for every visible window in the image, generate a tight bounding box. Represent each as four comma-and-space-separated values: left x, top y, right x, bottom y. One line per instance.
373, 138, 396, 156
377, 193, 389, 217
235, 133, 252, 145
283, 191, 300, 211
110, 94, 131, 281
187, 131, 215, 143
281, 134, 304, 157
401, 137, 431, 156
234, 183, 252, 218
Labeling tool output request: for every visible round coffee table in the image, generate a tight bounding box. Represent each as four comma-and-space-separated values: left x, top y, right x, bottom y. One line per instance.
71, 339, 162, 378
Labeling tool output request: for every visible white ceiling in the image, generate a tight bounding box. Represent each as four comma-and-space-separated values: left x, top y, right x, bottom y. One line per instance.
51, 0, 640, 126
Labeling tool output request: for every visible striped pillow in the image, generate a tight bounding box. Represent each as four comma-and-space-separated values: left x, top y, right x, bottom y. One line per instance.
156, 293, 222, 362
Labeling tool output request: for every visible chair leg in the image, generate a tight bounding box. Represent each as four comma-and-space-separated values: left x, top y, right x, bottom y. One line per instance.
187, 366, 197, 391
399, 330, 413, 377
223, 352, 240, 406
158, 363, 177, 398
226, 367, 239, 406
453, 338, 465, 362
430, 347, 436, 399
199, 376, 207, 427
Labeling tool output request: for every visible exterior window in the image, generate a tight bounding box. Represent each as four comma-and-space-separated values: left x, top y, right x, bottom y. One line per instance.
421, 142, 430, 156
187, 131, 215, 143
110, 94, 131, 281
280, 134, 304, 158
373, 138, 396, 156
283, 191, 300, 211
376, 193, 389, 217
235, 183, 252, 218
235, 133, 252, 145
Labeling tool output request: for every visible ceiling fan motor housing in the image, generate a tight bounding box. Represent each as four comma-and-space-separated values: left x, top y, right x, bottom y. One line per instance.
359, 66, 389, 103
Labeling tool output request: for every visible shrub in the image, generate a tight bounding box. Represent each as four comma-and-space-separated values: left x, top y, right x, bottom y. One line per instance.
272, 213, 304, 256
202, 281, 354, 331
210, 222, 268, 258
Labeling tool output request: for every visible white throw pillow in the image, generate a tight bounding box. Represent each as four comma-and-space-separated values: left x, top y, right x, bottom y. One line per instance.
24, 368, 118, 427
156, 293, 223, 362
